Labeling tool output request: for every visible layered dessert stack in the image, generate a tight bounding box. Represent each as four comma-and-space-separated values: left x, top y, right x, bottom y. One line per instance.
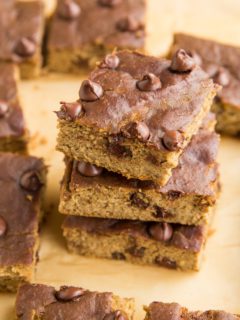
56, 49, 220, 271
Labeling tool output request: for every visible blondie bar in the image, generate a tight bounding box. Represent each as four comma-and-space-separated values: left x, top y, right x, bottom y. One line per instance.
0, 153, 46, 291
56, 50, 218, 185
15, 283, 135, 319
47, 0, 145, 72
170, 33, 240, 135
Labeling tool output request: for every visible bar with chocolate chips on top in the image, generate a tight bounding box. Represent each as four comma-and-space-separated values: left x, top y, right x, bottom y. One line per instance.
0, 63, 27, 152
170, 33, 240, 136
59, 113, 220, 226
62, 213, 211, 271
15, 283, 135, 319
0, 0, 45, 79
144, 302, 239, 320
0, 153, 46, 292
56, 50, 218, 186
47, 0, 146, 73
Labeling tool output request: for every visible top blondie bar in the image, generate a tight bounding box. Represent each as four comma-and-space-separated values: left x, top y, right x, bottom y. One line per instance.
47, 0, 145, 72
56, 50, 218, 185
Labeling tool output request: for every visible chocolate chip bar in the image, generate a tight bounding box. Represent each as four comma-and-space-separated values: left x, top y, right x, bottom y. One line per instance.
47, 0, 145, 73
0, 0, 45, 79
0, 63, 27, 152
170, 33, 240, 136
15, 283, 135, 319
144, 302, 239, 320
59, 114, 220, 225
62, 215, 211, 271
0, 153, 46, 292
56, 50, 218, 185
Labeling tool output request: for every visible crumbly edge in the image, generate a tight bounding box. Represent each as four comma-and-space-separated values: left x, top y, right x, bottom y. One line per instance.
57, 88, 215, 185
111, 295, 135, 320
0, 236, 39, 293
0, 136, 28, 154
62, 225, 208, 271
212, 102, 240, 136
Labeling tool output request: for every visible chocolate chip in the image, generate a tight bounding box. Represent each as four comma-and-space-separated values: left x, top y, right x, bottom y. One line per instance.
162, 130, 184, 151
56, 101, 83, 121
20, 170, 42, 192
101, 53, 120, 69
104, 310, 128, 320
155, 256, 177, 269
136, 73, 162, 91
127, 246, 145, 258
167, 191, 183, 200
153, 206, 171, 219
148, 223, 173, 242
56, 286, 85, 302
58, 0, 81, 20
170, 49, 195, 73
112, 252, 126, 260
121, 122, 150, 142
213, 68, 230, 87
79, 80, 103, 102
14, 37, 36, 57
77, 161, 103, 177
98, 0, 122, 7
0, 216, 7, 237
116, 16, 142, 32
107, 136, 132, 158
130, 192, 149, 209
0, 101, 8, 117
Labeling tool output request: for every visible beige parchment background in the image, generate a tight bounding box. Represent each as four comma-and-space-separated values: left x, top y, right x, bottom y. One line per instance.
0, 0, 240, 318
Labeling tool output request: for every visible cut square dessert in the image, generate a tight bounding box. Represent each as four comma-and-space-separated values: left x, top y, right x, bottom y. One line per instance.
170, 33, 240, 136
15, 283, 135, 319
144, 302, 239, 320
59, 114, 220, 226
56, 50, 218, 185
0, 63, 27, 152
0, 0, 45, 79
47, 0, 145, 72
0, 153, 46, 292
62, 215, 211, 271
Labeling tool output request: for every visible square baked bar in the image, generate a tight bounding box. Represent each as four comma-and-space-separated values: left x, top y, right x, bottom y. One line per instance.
47, 0, 145, 72
62, 215, 211, 271
0, 153, 46, 292
56, 50, 218, 185
144, 302, 239, 320
15, 283, 135, 319
0, 63, 27, 152
59, 114, 220, 226
0, 0, 45, 79
170, 33, 240, 136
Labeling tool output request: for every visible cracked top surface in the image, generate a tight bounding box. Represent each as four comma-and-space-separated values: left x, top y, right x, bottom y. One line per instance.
15, 283, 126, 320
146, 302, 240, 320
0, 63, 25, 138
0, 153, 45, 267
57, 51, 217, 151
48, 0, 145, 50
171, 33, 240, 109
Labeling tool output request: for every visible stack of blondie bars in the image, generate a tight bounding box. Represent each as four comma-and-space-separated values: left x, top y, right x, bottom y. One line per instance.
56, 49, 220, 271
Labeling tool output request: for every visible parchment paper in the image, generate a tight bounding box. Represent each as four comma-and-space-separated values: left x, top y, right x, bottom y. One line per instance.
0, 0, 240, 318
